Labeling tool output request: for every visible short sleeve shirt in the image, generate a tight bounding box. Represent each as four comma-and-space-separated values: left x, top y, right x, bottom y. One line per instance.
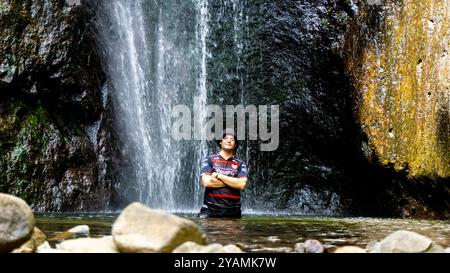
200, 153, 248, 208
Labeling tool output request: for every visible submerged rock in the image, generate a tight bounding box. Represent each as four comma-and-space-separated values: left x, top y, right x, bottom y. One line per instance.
295, 239, 326, 253
0, 193, 34, 253
68, 225, 90, 238
252, 247, 293, 253
112, 203, 207, 253
48, 225, 90, 241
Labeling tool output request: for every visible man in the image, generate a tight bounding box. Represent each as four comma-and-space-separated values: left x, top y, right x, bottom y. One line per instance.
198, 129, 249, 218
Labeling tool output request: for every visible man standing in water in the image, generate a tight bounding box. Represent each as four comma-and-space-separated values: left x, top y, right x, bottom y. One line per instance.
198, 129, 248, 218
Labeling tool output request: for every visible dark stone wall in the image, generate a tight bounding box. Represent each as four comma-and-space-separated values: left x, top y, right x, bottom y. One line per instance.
207, 0, 449, 218
0, 0, 120, 211
207, 0, 357, 214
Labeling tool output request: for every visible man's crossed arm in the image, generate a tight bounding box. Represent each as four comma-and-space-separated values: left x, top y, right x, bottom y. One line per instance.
201, 173, 248, 190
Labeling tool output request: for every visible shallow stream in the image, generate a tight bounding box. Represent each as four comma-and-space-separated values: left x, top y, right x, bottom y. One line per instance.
36, 214, 450, 252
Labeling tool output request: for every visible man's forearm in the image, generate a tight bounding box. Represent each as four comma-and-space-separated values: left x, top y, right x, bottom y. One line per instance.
216, 173, 247, 190
202, 175, 226, 188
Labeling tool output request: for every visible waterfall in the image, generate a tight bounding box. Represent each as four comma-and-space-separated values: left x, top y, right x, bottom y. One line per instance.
96, 0, 345, 215
193, 0, 210, 208
228, 0, 252, 208
97, 0, 210, 212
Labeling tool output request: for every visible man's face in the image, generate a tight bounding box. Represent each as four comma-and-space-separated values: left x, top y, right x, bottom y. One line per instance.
220, 135, 236, 151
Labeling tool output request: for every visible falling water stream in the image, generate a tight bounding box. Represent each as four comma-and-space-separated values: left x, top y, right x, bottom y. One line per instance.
96, 0, 268, 213
98, 0, 214, 211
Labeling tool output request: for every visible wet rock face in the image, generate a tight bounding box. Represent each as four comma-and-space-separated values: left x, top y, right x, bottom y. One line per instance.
346, 0, 450, 178
209, 0, 449, 218
208, 0, 357, 213
0, 0, 101, 119
344, 0, 450, 217
0, 0, 120, 211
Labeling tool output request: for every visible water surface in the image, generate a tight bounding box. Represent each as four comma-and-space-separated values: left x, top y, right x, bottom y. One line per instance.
36, 214, 450, 252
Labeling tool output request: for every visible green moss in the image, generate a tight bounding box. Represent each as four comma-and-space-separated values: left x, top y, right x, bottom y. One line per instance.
0, 1, 9, 14
320, 18, 330, 27
11, 145, 26, 161
24, 104, 46, 126
0, 98, 52, 207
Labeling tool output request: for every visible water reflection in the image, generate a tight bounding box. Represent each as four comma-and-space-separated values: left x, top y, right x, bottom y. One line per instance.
198, 218, 244, 235
193, 216, 450, 252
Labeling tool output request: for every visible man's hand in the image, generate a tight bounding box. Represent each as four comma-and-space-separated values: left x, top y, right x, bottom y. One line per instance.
201, 174, 226, 188
216, 173, 247, 190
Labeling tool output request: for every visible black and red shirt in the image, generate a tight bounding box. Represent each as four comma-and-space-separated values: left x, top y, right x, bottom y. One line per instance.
200, 153, 248, 209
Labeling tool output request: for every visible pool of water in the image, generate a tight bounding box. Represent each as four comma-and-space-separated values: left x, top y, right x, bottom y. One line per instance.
35, 214, 450, 252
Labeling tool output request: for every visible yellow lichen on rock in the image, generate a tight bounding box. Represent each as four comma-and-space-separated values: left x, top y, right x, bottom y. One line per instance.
346, 0, 450, 178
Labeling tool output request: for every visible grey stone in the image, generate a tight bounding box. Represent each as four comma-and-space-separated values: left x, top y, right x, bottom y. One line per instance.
0, 193, 34, 253
112, 202, 207, 253
334, 246, 366, 253
295, 239, 326, 253
173, 241, 243, 253
56, 236, 118, 253
68, 225, 90, 238
372, 230, 433, 253
48, 225, 90, 242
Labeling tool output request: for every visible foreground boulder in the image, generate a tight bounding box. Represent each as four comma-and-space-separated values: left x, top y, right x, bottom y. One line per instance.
369, 230, 444, 253
0, 193, 34, 252
173, 241, 243, 253
56, 236, 118, 253
112, 203, 207, 253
